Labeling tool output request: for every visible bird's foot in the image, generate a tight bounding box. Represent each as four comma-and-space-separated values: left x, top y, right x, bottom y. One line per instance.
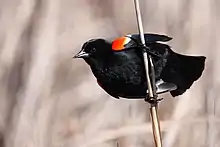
145, 96, 163, 105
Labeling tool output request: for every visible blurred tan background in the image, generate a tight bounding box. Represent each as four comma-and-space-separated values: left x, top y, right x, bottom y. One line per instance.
0, 0, 218, 147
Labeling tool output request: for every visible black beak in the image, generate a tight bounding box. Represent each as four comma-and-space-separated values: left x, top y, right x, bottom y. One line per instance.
73, 50, 89, 58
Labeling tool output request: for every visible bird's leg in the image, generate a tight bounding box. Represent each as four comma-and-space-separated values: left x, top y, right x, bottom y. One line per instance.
144, 53, 164, 105
128, 37, 162, 58
139, 44, 162, 58
145, 94, 163, 105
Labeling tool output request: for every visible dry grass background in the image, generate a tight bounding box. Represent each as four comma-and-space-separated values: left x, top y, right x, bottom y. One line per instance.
0, 0, 219, 147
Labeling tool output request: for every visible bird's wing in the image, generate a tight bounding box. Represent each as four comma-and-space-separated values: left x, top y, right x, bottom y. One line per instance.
111, 33, 172, 58
161, 49, 206, 97
112, 33, 172, 51
129, 33, 172, 43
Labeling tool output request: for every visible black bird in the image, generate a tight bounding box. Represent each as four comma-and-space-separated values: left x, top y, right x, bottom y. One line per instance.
73, 33, 206, 99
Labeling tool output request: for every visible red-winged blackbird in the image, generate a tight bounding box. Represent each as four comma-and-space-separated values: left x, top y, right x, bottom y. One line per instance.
73, 33, 206, 99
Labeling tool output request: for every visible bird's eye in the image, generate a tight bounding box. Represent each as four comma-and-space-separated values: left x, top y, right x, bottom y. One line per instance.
91, 48, 96, 53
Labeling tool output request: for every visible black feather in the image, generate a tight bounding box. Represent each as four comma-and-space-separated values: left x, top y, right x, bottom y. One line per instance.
161, 49, 206, 96
74, 34, 206, 99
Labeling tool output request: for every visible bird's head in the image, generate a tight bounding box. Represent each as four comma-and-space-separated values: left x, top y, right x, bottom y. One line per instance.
73, 38, 113, 67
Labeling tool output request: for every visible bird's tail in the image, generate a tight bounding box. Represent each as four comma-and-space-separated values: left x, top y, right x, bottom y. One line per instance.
161, 50, 206, 97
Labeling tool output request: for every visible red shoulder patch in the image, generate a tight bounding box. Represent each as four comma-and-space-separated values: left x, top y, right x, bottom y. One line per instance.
112, 36, 131, 51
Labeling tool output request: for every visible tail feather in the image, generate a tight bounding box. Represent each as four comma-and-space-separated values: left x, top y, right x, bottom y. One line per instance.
161, 50, 206, 97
